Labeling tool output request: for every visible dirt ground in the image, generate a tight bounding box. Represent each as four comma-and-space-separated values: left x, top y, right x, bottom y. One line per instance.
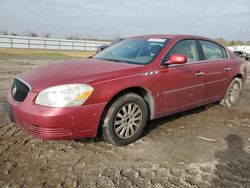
0, 59, 250, 188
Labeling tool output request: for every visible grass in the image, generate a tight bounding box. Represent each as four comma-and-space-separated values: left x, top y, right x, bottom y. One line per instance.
0, 48, 96, 60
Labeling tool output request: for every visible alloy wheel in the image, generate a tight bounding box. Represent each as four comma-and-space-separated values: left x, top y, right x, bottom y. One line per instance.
229, 82, 240, 103
114, 103, 142, 139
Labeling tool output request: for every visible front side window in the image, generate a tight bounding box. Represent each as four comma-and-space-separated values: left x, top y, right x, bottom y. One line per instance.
166, 40, 199, 63
200, 40, 227, 60
93, 38, 169, 65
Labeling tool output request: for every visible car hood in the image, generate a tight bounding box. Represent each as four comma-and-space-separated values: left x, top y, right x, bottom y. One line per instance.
18, 58, 144, 92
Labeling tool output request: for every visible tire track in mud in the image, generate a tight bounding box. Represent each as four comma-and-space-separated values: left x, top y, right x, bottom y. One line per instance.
87, 162, 216, 188
0, 113, 249, 187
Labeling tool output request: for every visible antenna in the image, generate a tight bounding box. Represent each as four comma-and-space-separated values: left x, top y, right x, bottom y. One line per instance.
237, 25, 243, 42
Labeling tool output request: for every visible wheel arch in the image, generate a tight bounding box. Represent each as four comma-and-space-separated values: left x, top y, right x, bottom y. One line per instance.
97, 86, 155, 136
234, 73, 243, 80
223, 73, 243, 97
232, 73, 244, 88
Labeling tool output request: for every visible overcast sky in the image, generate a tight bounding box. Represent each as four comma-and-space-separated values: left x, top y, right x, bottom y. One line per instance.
0, 0, 250, 40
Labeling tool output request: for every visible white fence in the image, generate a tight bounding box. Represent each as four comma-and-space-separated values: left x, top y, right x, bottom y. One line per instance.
0, 35, 110, 51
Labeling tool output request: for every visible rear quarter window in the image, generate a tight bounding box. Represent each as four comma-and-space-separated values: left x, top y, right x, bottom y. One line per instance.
200, 40, 228, 60
220, 47, 228, 58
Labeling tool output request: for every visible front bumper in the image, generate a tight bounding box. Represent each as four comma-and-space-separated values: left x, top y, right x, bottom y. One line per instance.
5, 90, 106, 140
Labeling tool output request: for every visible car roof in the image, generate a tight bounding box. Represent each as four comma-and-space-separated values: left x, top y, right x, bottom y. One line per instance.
129, 34, 214, 41
127, 34, 225, 48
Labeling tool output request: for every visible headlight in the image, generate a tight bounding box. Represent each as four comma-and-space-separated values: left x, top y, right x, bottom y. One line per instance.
35, 84, 93, 107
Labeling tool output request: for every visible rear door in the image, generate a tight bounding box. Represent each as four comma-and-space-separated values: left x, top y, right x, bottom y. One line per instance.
198, 40, 230, 103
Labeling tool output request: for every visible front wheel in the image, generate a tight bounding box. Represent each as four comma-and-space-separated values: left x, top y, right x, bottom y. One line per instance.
220, 77, 242, 107
101, 93, 148, 146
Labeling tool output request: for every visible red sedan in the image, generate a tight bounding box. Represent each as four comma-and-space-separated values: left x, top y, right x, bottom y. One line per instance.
4, 35, 247, 146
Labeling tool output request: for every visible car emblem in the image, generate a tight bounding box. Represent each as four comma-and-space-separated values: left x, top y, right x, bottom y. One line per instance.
12, 84, 17, 96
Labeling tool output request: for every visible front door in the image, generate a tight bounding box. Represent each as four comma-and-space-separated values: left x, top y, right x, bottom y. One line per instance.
158, 39, 204, 115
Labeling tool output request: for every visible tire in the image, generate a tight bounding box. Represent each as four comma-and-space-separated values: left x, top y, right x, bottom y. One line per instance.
101, 93, 148, 146
220, 77, 242, 107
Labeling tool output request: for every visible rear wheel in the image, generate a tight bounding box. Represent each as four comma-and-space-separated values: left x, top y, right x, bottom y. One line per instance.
220, 77, 242, 107
101, 93, 148, 146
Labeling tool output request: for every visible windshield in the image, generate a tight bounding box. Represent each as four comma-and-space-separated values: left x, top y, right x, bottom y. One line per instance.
93, 38, 169, 65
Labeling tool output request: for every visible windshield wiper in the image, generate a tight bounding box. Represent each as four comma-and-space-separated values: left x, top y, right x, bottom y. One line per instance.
94, 57, 139, 65
103, 58, 127, 63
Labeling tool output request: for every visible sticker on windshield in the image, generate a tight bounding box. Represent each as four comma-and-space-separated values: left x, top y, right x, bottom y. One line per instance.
147, 38, 166, 42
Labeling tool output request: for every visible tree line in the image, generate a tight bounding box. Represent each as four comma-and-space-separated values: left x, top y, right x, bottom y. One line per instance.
215, 37, 250, 46
1, 30, 113, 42
1, 31, 249, 46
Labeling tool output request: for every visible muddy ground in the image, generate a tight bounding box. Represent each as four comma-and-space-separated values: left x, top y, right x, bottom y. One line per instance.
0, 59, 250, 188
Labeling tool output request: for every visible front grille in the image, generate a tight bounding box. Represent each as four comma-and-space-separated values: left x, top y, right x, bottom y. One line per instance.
11, 79, 30, 102
16, 119, 73, 138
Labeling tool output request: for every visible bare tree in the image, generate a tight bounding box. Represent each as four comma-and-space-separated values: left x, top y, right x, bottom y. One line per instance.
43, 33, 51, 38
10, 32, 18, 36
2, 30, 9, 35
66, 34, 81, 40
112, 32, 121, 40
215, 38, 228, 46
27, 32, 39, 37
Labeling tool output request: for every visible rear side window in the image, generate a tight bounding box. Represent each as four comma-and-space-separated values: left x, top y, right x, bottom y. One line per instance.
200, 40, 227, 60
166, 40, 199, 62
220, 47, 228, 58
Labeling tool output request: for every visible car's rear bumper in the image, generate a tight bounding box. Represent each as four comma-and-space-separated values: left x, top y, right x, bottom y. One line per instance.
5, 90, 106, 140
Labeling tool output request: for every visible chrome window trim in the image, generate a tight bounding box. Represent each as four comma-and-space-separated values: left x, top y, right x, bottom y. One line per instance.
15, 77, 32, 91
160, 38, 230, 68
199, 39, 230, 60
165, 58, 228, 68
160, 38, 199, 66
224, 46, 231, 59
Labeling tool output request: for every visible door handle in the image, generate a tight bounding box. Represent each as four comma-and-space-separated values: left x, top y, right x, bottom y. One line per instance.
224, 67, 231, 71
195, 72, 205, 76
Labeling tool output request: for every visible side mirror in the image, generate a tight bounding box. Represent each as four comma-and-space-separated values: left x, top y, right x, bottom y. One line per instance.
167, 54, 187, 65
